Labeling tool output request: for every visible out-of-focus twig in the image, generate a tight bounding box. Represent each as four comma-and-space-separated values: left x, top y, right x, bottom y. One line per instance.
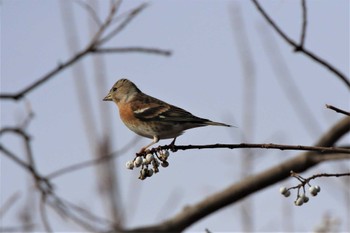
74, 0, 102, 26
46, 136, 139, 179
258, 25, 322, 137
230, 4, 256, 231
0, 192, 21, 218
92, 47, 172, 56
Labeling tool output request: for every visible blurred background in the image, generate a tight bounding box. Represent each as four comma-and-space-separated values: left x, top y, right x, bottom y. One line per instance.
1, 0, 349, 232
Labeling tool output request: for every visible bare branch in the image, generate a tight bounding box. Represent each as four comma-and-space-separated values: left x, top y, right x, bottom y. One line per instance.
0, 2, 169, 101
0, 144, 34, 174
145, 143, 350, 155
326, 104, 350, 116
251, 0, 350, 89
0, 50, 87, 100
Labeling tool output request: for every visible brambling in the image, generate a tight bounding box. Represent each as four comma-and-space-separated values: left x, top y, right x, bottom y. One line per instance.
103, 79, 232, 153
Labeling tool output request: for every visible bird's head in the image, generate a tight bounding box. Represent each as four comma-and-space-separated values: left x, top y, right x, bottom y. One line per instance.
103, 79, 141, 103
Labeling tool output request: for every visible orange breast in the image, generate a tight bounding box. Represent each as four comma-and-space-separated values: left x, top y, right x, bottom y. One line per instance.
117, 102, 155, 138
118, 102, 135, 125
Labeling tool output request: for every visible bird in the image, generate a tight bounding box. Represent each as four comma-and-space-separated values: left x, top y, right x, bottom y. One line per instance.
103, 79, 232, 153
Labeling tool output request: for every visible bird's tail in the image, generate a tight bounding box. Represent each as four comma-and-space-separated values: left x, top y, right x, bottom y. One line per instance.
205, 120, 233, 127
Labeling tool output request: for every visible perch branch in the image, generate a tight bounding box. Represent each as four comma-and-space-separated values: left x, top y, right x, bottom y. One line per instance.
148, 143, 350, 155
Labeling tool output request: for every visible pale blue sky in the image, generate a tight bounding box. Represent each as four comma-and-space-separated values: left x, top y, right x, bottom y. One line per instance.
1, 0, 349, 232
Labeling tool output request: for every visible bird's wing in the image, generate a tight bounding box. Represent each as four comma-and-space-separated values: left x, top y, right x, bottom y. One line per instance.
132, 93, 207, 123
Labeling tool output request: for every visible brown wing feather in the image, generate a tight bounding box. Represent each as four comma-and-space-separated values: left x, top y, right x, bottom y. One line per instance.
132, 92, 231, 127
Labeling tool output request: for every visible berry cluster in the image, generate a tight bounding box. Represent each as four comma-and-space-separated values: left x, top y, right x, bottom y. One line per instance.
125, 150, 170, 180
279, 171, 321, 206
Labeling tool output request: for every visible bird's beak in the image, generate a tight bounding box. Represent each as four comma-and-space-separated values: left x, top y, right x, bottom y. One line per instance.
103, 93, 113, 101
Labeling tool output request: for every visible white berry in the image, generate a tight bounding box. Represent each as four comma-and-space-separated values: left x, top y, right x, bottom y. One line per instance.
315, 185, 321, 192
141, 168, 147, 177
300, 193, 309, 203
147, 169, 153, 177
142, 158, 148, 165
279, 187, 288, 195
146, 153, 154, 163
161, 161, 169, 167
163, 150, 170, 158
283, 190, 291, 197
126, 161, 134, 170
134, 157, 143, 167
295, 197, 304, 206
309, 186, 318, 196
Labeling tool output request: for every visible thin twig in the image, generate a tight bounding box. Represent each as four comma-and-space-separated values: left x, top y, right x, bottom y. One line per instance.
251, 0, 350, 89
47, 136, 140, 179
87, 0, 118, 47
288, 171, 350, 191
0, 144, 34, 173
46, 193, 109, 231
74, 0, 102, 26
52, 193, 115, 227
0, 192, 21, 218
97, 3, 148, 46
299, 0, 307, 48
257, 25, 321, 136
0, 127, 53, 193
40, 195, 53, 233
301, 172, 350, 180
92, 47, 172, 56
326, 104, 350, 116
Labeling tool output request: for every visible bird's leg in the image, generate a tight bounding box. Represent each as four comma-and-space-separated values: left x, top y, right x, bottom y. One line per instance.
139, 136, 159, 154
169, 137, 177, 152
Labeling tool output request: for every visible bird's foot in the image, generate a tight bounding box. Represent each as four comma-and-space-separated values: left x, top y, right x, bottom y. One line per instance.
169, 137, 177, 152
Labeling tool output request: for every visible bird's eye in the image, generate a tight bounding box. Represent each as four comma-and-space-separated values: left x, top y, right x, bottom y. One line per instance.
112, 87, 117, 92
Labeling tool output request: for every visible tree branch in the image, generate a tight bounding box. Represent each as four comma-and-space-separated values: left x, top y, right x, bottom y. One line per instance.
326, 104, 350, 116
251, 0, 350, 89
0, 2, 170, 101
0, 50, 87, 100
149, 143, 350, 155
125, 117, 350, 232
